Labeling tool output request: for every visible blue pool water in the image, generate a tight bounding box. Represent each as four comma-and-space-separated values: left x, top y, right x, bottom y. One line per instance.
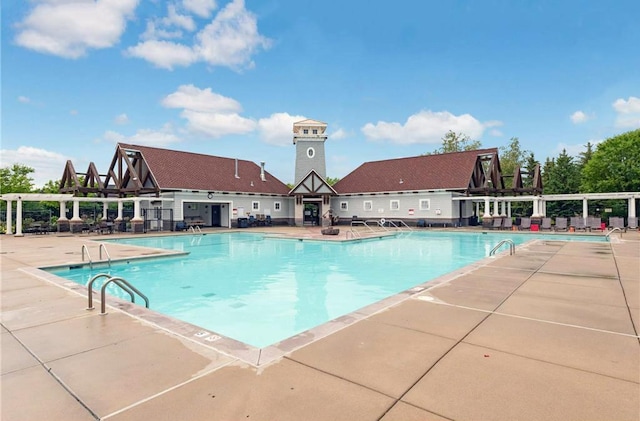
48, 232, 605, 348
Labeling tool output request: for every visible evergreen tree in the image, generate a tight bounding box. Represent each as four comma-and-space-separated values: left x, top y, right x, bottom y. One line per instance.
543, 150, 581, 216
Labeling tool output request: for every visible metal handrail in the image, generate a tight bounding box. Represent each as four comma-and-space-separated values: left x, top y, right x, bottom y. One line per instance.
490, 239, 516, 256
365, 220, 388, 231
606, 227, 623, 239
386, 220, 414, 231
100, 277, 149, 315
347, 228, 361, 239
351, 220, 376, 232
81, 244, 93, 269
189, 225, 203, 234
87, 273, 136, 310
99, 243, 111, 267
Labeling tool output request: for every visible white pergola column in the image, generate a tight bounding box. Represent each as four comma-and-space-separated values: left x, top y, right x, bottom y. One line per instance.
499, 201, 506, 216
531, 197, 540, 217
132, 199, 142, 221
15, 198, 24, 237
483, 197, 491, 218
492, 199, 499, 217
5, 200, 13, 235
475, 202, 480, 218
629, 198, 637, 218
58, 201, 68, 221
115, 201, 124, 221
540, 200, 546, 217
582, 198, 589, 222
71, 200, 82, 221
102, 202, 108, 221
507, 202, 512, 218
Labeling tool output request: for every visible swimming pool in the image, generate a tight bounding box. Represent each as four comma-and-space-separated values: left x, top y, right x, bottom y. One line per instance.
48, 231, 606, 348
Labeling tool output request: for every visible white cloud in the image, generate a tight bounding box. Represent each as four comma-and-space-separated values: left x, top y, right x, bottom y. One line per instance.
163, 4, 196, 31
330, 128, 347, 140
15, 0, 138, 58
257, 113, 307, 146
126, 40, 197, 70
0, 146, 71, 188
613, 96, 640, 128
103, 124, 181, 146
162, 85, 255, 138
570, 110, 589, 124
127, 0, 270, 70
361, 110, 489, 145
114, 113, 129, 124
18, 96, 31, 104
69, 109, 78, 115
183, 0, 217, 18
489, 129, 503, 137
162, 84, 241, 113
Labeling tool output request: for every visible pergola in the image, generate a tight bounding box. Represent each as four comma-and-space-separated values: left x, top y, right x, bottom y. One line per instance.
454, 192, 639, 220
0, 193, 167, 237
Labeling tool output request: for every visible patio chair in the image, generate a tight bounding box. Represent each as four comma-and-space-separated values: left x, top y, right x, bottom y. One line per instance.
540, 217, 552, 231
628, 217, 638, 231
265, 215, 272, 226
519, 217, 531, 230
502, 218, 513, 230
248, 215, 257, 227
554, 217, 568, 231
609, 217, 623, 230
588, 217, 603, 232
571, 217, 587, 231
491, 217, 503, 230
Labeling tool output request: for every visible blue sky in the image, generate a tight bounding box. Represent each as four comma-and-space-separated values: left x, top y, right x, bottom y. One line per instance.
2, 0, 639, 187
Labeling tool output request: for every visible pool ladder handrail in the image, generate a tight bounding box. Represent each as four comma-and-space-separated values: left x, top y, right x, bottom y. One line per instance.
87, 273, 135, 310
365, 219, 389, 231
81, 244, 93, 269
489, 239, 516, 256
100, 277, 149, 315
99, 243, 111, 267
85, 273, 149, 314
606, 227, 623, 239
385, 219, 414, 232
351, 220, 376, 232
189, 225, 202, 234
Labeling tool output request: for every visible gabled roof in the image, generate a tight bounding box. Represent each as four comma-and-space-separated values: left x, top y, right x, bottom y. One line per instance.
333, 148, 499, 194
289, 170, 337, 195
117, 143, 290, 195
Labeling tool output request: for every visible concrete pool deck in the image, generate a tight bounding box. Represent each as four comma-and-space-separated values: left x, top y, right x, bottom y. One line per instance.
1, 228, 639, 420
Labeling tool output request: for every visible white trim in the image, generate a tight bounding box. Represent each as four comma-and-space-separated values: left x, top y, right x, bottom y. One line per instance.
390, 199, 400, 211
363, 200, 373, 211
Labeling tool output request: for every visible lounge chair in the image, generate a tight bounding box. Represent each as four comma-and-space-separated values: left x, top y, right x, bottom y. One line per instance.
503, 218, 513, 230
265, 215, 272, 226
570, 216, 587, 231
519, 217, 531, 230
588, 217, 602, 232
609, 217, 624, 230
491, 217, 503, 230
554, 217, 568, 231
540, 217, 552, 231
248, 215, 257, 227
628, 217, 638, 231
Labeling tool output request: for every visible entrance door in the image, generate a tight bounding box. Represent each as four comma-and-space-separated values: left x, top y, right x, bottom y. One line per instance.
211, 205, 221, 227
303, 203, 320, 226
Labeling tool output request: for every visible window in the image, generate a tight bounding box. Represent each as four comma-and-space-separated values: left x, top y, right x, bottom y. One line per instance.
307, 147, 315, 158
252, 201, 260, 211
420, 199, 430, 210
312, 129, 318, 134
274, 201, 281, 211
363, 201, 373, 211
390, 200, 400, 211
340, 202, 348, 211
303, 129, 308, 134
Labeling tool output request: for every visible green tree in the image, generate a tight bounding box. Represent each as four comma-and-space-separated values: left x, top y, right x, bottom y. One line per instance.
544, 150, 582, 216
432, 131, 481, 154
325, 177, 340, 186
581, 129, 640, 192
0, 164, 35, 194
499, 137, 529, 180
578, 142, 594, 169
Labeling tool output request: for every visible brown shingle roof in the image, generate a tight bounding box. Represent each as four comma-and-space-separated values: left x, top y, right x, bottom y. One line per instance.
333, 148, 498, 194
118, 143, 290, 195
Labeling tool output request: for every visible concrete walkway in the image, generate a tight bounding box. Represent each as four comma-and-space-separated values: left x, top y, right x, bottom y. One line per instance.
1, 229, 638, 420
